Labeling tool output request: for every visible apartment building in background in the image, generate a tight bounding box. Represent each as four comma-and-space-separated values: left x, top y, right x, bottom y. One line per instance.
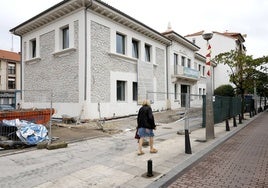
0, 50, 21, 106
185, 31, 246, 89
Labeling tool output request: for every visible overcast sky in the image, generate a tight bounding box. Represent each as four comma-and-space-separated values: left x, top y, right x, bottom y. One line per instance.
1, 0, 267, 58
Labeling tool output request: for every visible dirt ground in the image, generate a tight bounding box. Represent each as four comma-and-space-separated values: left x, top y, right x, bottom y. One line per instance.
48, 109, 188, 143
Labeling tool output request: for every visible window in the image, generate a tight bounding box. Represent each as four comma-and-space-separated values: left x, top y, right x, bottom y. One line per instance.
132, 39, 139, 58
30, 39, 36, 58
116, 33, 125, 54
117, 80, 126, 101
181, 56, 185, 66
145, 44, 151, 62
8, 77, 15, 89
174, 84, 177, 100
199, 88, 202, 99
198, 64, 201, 72
62, 26, 69, 49
132, 82, 138, 101
187, 59, 191, 68
174, 53, 178, 74
203, 88, 206, 95
202, 66, 205, 76
8, 63, 16, 75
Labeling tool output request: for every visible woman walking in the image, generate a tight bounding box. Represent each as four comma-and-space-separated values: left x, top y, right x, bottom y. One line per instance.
137, 100, 158, 155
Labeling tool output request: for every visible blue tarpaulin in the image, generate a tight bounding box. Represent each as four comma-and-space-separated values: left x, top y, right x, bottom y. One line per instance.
2, 119, 49, 145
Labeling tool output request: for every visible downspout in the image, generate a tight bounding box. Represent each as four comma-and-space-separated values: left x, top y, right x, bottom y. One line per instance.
166, 42, 172, 109
84, 0, 93, 100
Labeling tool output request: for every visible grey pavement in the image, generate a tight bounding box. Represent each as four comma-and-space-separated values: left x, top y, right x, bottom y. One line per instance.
0, 111, 263, 188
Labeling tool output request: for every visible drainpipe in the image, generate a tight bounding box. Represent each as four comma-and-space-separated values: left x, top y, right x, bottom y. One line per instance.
166, 42, 172, 104
84, 0, 93, 100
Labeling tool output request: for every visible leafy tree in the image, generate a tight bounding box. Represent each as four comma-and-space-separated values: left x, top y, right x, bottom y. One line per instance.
214, 50, 268, 118
255, 69, 268, 110
214, 84, 235, 97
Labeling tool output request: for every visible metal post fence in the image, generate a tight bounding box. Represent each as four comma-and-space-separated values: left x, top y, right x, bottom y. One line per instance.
0, 90, 54, 148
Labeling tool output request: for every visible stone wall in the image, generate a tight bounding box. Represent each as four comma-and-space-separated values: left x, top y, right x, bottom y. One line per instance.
24, 21, 79, 103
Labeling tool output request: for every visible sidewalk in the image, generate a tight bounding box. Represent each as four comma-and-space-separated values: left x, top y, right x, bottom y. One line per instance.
0, 112, 262, 188
166, 110, 268, 187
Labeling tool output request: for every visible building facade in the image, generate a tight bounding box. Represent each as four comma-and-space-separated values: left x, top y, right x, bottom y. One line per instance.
10, 0, 172, 119
0, 50, 21, 106
185, 31, 246, 89
10, 0, 236, 120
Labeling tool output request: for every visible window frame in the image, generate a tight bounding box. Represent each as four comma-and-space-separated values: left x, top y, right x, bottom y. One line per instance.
116, 32, 126, 55
8, 77, 16, 89
62, 26, 69, 49
132, 82, 138, 101
117, 80, 126, 101
8, 63, 16, 75
132, 39, 139, 58
181, 56, 185, 67
174, 53, 178, 74
30, 38, 37, 58
145, 44, 151, 62
187, 58, 191, 68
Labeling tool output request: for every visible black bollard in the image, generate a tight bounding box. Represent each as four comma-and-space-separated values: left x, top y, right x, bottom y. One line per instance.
233, 116, 237, 127
225, 119, 230, 131
185, 129, 192, 154
239, 114, 242, 124
147, 159, 153, 177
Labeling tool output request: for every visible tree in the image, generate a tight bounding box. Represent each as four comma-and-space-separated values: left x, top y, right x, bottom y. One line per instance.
214, 50, 268, 119
214, 84, 235, 97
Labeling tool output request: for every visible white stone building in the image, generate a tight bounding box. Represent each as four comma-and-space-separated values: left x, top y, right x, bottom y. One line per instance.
185, 31, 246, 89
10, 0, 213, 120
10, 0, 173, 119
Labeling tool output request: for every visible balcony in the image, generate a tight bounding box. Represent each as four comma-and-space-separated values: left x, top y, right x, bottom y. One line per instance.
172, 65, 200, 82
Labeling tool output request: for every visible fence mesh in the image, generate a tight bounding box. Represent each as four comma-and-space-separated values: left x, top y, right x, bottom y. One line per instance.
0, 90, 54, 149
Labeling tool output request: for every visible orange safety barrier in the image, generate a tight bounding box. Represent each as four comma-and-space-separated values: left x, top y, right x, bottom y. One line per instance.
0, 108, 55, 124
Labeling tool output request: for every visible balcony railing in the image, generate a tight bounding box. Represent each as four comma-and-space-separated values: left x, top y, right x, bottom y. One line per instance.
173, 65, 200, 81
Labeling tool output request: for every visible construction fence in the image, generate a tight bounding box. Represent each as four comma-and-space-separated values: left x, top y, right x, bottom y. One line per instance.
0, 90, 54, 149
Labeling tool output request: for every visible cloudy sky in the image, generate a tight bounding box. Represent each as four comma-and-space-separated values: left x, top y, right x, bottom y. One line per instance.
1, 0, 267, 58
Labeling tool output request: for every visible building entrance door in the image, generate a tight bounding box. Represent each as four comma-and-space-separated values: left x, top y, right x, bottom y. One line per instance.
181, 85, 190, 107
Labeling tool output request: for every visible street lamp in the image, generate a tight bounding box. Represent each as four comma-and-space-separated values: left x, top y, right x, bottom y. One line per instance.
202, 31, 215, 141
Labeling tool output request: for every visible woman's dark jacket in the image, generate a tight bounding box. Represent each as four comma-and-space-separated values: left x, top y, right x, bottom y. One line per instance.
137, 105, 156, 129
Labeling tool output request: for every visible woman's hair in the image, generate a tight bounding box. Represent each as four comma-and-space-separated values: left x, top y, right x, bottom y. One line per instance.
142, 99, 151, 106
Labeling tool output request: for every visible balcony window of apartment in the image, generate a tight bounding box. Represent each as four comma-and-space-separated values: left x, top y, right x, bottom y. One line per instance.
8, 77, 15, 89
62, 26, 69, 49
117, 80, 126, 101
181, 56, 185, 67
132, 39, 139, 58
30, 38, 36, 58
8, 63, 16, 75
132, 82, 138, 101
116, 33, 125, 55
174, 53, 178, 74
145, 44, 151, 62
187, 58, 191, 68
